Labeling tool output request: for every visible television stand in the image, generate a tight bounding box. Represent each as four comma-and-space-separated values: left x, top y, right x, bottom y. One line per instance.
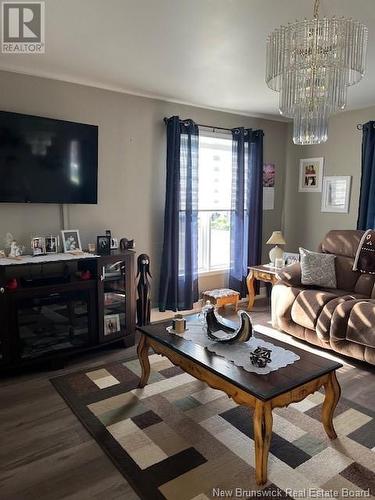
0, 251, 136, 371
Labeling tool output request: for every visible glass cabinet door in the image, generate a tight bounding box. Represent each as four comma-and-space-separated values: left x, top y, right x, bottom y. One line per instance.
102, 260, 126, 340
16, 291, 91, 359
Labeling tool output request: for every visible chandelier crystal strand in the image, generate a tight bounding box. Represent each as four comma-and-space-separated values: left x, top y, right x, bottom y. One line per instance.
266, 0, 368, 145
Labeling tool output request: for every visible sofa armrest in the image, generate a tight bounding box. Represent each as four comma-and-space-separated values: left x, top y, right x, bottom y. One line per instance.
276, 263, 302, 287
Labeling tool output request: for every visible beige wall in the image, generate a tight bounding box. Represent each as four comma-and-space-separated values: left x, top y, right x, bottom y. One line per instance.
283, 106, 375, 253
0, 71, 288, 298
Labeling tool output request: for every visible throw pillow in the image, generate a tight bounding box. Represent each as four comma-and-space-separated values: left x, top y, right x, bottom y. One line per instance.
299, 247, 337, 288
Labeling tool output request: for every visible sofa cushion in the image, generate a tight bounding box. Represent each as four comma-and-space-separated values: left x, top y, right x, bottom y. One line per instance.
316, 294, 366, 342
299, 248, 337, 288
355, 273, 375, 298
291, 289, 340, 331
320, 230, 364, 258
335, 256, 359, 291
276, 263, 302, 287
346, 301, 375, 349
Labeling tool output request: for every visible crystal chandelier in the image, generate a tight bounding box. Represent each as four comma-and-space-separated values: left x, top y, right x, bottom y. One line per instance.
266, 0, 368, 145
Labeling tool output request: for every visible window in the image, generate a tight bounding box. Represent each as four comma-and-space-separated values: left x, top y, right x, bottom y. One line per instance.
198, 132, 232, 274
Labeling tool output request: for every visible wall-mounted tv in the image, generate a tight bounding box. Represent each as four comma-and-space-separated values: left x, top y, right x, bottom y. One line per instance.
0, 111, 98, 204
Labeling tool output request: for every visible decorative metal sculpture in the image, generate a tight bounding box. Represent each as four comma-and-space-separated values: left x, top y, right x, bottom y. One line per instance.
136, 254, 151, 326
250, 347, 272, 368
204, 304, 253, 343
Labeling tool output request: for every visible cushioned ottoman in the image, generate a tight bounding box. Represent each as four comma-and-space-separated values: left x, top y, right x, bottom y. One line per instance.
202, 288, 240, 310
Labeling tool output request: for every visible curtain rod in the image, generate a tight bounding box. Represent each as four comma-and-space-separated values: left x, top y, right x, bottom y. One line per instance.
163, 117, 232, 132
196, 123, 232, 132
357, 123, 375, 130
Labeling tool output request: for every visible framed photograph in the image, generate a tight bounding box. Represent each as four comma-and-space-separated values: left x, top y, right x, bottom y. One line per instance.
283, 251, 300, 266
110, 237, 118, 249
97, 235, 111, 255
321, 176, 352, 213
104, 314, 120, 336
61, 230, 82, 253
45, 236, 59, 253
31, 237, 46, 256
263, 164, 276, 187
299, 157, 324, 192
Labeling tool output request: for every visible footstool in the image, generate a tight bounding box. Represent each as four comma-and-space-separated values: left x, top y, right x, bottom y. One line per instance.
202, 288, 240, 311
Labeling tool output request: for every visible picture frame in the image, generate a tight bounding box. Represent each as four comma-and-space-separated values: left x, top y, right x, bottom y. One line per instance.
45, 235, 59, 254
283, 251, 300, 266
299, 157, 324, 192
263, 164, 276, 188
61, 230, 82, 253
97, 235, 111, 255
104, 314, 121, 336
321, 176, 352, 213
31, 237, 46, 256
110, 237, 118, 249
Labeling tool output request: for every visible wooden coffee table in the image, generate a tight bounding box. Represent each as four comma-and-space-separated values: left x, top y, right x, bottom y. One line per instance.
137, 316, 342, 486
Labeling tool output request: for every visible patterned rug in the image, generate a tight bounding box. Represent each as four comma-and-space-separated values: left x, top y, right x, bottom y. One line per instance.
51, 354, 375, 500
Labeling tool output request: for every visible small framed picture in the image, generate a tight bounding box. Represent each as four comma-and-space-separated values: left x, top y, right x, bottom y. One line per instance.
299, 157, 324, 192
97, 235, 111, 255
104, 314, 120, 336
321, 176, 352, 213
31, 237, 46, 256
61, 230, 82, 253
111, 237, 118, 249
283, 252, 300, 266
263, 163, 276, 188
45, 236, 59, 253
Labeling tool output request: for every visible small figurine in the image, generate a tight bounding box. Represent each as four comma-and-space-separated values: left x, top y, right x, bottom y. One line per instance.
136, 253, 151, 326
5, 233, 23, 258
120, 238, 135, 250
250, 347, 272, 368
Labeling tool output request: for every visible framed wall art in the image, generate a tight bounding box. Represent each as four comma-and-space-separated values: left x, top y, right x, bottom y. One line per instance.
299, 157, 324, 192
321, 176, 351, 213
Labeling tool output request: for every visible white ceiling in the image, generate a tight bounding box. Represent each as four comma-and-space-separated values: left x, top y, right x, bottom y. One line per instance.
0, 0, 374, 118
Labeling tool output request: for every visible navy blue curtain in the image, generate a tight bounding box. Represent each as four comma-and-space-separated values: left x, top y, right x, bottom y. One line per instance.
159, 116, 199, 311
358, 121, 375, 230
229, 128, 264, 297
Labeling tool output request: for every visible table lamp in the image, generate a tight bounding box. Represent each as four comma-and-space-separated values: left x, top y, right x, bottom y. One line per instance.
266, 231, 286, 265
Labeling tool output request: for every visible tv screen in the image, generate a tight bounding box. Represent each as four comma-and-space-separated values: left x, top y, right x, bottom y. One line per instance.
0, 111, 98, 204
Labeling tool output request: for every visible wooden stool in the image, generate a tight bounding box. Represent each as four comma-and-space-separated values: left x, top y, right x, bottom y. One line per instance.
202, 288, 240, 311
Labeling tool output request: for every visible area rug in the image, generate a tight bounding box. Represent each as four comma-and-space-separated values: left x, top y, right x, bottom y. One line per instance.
51, 354, 375, 500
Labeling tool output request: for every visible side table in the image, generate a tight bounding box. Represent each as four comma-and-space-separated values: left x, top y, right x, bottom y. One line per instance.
246, 265, 279, 310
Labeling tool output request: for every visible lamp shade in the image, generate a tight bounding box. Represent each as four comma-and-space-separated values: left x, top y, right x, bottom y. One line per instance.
266, 231, 286, 245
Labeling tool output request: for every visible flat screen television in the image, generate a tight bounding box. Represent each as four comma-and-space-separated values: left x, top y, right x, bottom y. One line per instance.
0, 111, 98, 204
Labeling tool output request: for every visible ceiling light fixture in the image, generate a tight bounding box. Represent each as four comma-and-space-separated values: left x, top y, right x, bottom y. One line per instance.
265, 0, 368, 145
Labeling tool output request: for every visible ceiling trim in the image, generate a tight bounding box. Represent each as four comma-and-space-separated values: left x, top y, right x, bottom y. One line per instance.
0, 63, 289, 123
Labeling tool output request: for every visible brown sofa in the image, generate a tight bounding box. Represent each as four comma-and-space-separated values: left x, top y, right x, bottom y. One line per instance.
272, 230, 375, 365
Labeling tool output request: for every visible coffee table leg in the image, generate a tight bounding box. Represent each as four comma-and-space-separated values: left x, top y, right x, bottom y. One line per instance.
137, 334, 150, 388
253, 401, 273, 485
322, 371, 341, 439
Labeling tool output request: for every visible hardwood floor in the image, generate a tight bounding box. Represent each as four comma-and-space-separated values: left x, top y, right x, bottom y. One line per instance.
0, 345, 140, 500
0, 299, 374, 500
